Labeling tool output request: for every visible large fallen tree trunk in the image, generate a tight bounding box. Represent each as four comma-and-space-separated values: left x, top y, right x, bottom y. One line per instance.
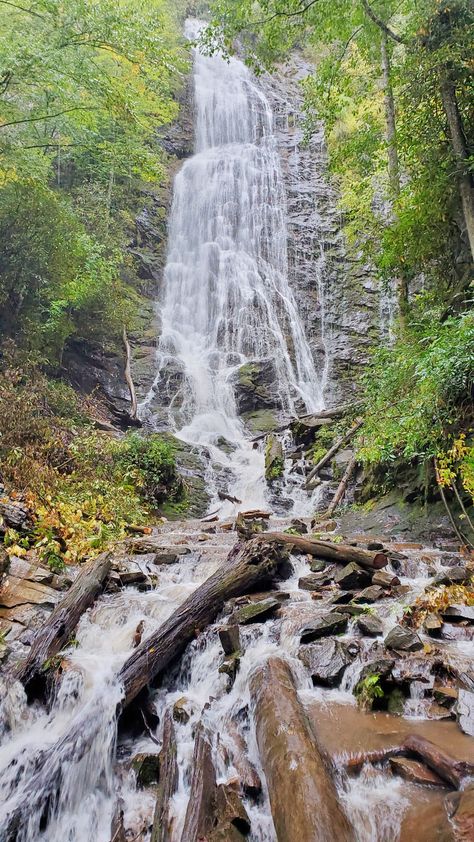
250, 657, 355, 842
151, 710, 178, 842
119, 537, 287, 708
12, 551, 112, 695
326, 454, 357, 517
262, 531, 388, 570
304, 418, 363, 490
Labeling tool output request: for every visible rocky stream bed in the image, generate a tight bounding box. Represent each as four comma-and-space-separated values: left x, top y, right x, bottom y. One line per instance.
0, 507, 473, 842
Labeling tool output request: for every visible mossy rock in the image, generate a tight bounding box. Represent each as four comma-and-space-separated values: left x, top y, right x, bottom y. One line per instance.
242, 409, 279, 434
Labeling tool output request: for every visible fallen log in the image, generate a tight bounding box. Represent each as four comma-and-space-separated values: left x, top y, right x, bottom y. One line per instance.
223, 717, 262, 797
262, 531, 388, 570
12, 551, 112, 695
304, 418, 363, 490
150, 710, 178, 842
250, 657, 355, 842
118, 537, 287, 708
180, 723, 217, 842
122, 325, 138, 420
326, 453, 357, 517
345, 734, 474, 789
218, 491, 242, 505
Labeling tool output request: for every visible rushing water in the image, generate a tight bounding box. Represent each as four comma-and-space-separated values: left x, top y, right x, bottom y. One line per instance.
141, 22, 324, 514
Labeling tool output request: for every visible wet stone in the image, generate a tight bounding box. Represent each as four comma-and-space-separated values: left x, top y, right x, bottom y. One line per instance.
298, 573, 331, 591
131, 752, 160, 788
357, 613, 383, 637
309, 558, 326, 573
440, 623, 474, 642
352, 586, 385, 604
434, 566, 471, 585
389, 757, 447, 788
385, 625, 424, 652
331, 604, 367, 617
442, 604, 474, 623
219, 653, 240, 688
359, 658, 395, 683
173, 696, 194, 725
300, 612, 348, 643
232, 597, 280, 625
433, 684, 458, 706
335, 562, 370, 590
424, 613, 443, 635
456, 689, 474, 737
218, 624, 241, 656
298, 638, 356, 687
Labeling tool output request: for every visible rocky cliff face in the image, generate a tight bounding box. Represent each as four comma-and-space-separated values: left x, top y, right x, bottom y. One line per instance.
262, 56, 381, 409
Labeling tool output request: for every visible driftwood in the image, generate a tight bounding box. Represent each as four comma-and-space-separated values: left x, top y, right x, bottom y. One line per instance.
250, 657, 355, 842
118, 537, 287, 708
122, 325, 137, 420
304, 418, 363, 490
150, 710, 178, 842
326, 454, 357, 516
345, 734, 474, 789
262, 531, 388, 570
12, 552, 112, 694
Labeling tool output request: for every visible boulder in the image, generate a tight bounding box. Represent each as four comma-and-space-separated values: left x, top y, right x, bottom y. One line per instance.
434, 566, 471, 585
357, 614, 383, 637
298, 639, 356, 687
300, 612, 348, 643
335, 563, 370, 590
385, 625, 424, 653
232, 597, 280, 625
456, 689, 474, 737
231, 360, 281, 415
309, 558, 326, 573
173, 697, 194, 725
358, 658, 395, 683
298, 573, 331, 591
442, 605, 474, 623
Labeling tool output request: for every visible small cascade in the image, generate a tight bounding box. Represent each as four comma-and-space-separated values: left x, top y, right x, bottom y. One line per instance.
141, 21, 324, 513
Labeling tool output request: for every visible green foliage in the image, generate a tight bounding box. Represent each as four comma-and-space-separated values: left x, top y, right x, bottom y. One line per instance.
355, 673, 385, 710
117, 433, 184, 505
359, 311, 474, 466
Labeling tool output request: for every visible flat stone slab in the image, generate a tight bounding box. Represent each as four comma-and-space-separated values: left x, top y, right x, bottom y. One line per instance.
357, 613, 383, 636
232, 597, 280, 625
300, 612, 348, 643
385, 624, 424, 652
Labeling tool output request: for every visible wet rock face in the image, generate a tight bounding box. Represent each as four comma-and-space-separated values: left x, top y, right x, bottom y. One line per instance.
231, 360, 281, 415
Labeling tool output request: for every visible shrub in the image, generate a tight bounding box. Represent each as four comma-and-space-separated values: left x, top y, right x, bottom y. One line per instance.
117, 433, 184, 505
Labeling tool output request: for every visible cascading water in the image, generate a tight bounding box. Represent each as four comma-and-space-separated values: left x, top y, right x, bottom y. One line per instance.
141, 21, 324, 512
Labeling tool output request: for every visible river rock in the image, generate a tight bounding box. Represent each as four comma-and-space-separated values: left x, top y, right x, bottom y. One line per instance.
385, 625, 424, 652
309, 558, 326, 573
300, 612, 348, 643
335, 562, 370, 590
445, 783, 474, 840
433, 684, 458, 706
232, 597, 280, 625
442, 605, 474, 623
173, 696, 194, 725
298, 570, 334, 590
389, 757, 447, 788
434, 566, 470, 585
357, 613, 383, 636
440, 623, 474, 642
218, 625, 241, 656
219, 653, 240, 687
456, 689, 474, 737
352, 585, 385, 604
358, 657, 395, 683
298, 639, 355, 687
131, 752, 160, 787
290, 518, 308, 534
265, 434, 284, 482
424, 613, 443, 635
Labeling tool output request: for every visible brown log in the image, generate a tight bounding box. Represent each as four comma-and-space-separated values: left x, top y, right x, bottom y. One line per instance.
403, 734, 474, 789
223, 717, 262, 797
12, 551, 112, 694
326, 453, 357, 517
345, 735, 474, 789
150, 710, 178, 842
180, 723, 217, 842
304, 418, 363, 490
250, 657, 355, 842
118, 537, 287, 708
262, 531, 388, 570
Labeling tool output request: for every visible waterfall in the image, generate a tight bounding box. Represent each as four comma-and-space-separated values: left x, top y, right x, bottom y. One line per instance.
142, 22, 323, 511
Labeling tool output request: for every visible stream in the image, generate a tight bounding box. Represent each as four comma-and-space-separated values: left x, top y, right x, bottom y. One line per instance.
0, 21, 473, 842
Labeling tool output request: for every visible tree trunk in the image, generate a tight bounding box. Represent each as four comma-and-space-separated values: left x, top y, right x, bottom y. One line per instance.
151, 710, 179, 842
326, 454, 357, 516
304, 418, 363, 490
118, 537, 287, 708
380, 32, 400, 196
262, 531, 388, 570
250, 657, 355, 842
12, 551, 112, 695
440, 72, 474, 262
122, 325, 138, 420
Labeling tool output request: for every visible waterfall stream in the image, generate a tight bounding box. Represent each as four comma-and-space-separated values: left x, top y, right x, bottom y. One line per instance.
141, 21, 324, 514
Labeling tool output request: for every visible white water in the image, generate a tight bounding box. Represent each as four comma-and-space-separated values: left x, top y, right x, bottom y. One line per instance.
141, 22, 324, 514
